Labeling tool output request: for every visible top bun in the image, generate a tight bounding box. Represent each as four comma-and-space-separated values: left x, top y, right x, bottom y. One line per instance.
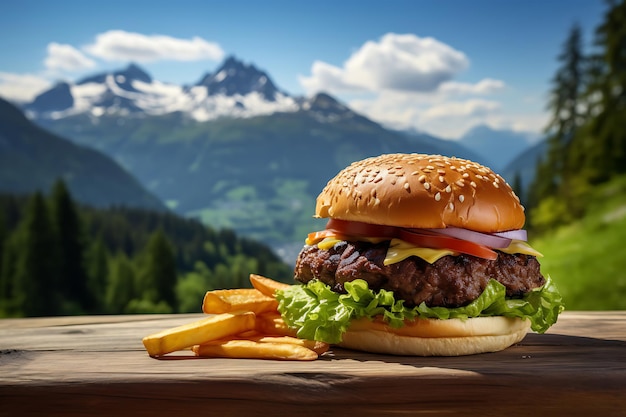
315, 153, 525, 233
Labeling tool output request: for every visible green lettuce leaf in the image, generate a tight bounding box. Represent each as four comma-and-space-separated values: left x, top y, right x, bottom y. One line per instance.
275, 276, 564, 344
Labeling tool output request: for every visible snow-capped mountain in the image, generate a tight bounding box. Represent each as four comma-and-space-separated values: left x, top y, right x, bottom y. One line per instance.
195, 56, 281, 101
24, 56, 299, 121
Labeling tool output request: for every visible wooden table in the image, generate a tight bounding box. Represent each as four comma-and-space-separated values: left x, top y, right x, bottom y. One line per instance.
1, 311, 625, 417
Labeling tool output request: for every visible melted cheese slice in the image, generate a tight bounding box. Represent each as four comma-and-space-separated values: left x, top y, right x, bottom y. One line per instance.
312, 236, 542, 265
385, 239, 456, 265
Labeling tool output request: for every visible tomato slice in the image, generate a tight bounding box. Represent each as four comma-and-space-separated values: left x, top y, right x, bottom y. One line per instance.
397, 229, 498, 260
325, 219, 396, 239
306, 229, 340, 244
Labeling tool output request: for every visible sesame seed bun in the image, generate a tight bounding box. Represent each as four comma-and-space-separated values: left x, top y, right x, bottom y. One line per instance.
340, 316, 530, 356
315, 153, 525, 233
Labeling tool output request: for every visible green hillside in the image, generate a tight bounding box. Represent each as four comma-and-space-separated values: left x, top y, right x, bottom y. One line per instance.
0, 98, 166, 212
531, 175, 626, 310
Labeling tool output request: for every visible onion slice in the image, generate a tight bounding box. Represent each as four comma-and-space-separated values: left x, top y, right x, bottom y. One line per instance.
418, 227, 512, 249
493, 229, 528, 241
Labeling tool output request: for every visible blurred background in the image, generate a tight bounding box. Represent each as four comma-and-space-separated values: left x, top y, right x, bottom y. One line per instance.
0, 0, 624, 317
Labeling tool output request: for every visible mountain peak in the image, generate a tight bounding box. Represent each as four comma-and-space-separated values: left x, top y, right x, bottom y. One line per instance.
24, 82, 74, 114
117, 63, 152, 84
301, 92, 357, 122
195, 55, 281, 101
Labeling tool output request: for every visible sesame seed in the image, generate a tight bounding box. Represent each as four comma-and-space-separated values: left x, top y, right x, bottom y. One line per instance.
448, 202, 455, 211
476, 175, 483, 180
458, 195, 465, 203
424, 182, 431, 190
418, 175, 426, 183
455, 180, 465, 187
462, 173, 469, 178
445, 185, 452, 193
435, 192, 441, 201
470, 181, 477, 188
493, 181, 499, 188
404, 183, 410, 191
427, 165, 435, 170
439, 176, 445, 183
450, 166, 457, 170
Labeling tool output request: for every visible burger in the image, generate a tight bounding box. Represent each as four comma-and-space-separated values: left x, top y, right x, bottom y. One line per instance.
276, 153, 563, 356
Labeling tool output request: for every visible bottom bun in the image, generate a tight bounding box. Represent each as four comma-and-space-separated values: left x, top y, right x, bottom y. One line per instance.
339, 317, 531, 356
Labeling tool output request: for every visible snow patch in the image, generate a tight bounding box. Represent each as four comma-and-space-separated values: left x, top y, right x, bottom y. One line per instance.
213, 70, 227, 83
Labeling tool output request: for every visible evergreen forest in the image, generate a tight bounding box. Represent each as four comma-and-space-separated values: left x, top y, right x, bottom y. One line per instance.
0, 181, 292, 317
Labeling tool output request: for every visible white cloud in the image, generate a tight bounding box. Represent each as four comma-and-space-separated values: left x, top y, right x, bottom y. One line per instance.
84, 30, 224, 62
421, 99, 501, 120
0, 72, 51, 103
44, 43, 96, 72
300, 33, 468, 94
439, 78, 505, 95
349, 91, 505, 139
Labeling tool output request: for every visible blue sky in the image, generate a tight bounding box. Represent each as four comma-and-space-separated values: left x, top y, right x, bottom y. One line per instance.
0, 0, 607, 139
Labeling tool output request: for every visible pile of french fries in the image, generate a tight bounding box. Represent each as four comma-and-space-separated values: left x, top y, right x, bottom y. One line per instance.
142, 274, 329, 361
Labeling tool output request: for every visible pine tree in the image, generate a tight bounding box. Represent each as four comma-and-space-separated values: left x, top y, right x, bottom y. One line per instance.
49, 180, 91, 313
511, 171, 524, 205
105, 252, 135, 313
540, 23, 587, 196
136, 229, 178, 311
85, 237, 109, 312
13, 193, 61, 316
0, 232, 18, 316
585, 0, 626, 182
0, 210, 6, 297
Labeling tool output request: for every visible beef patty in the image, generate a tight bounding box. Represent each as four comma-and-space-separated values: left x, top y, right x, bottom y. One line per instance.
294, 241, 545, 308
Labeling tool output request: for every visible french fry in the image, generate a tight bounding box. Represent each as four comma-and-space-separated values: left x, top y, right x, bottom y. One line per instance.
142, 311, 255, 357
202, 288, 278, 315
251, 335, 329, 355
255, 313, 298, 337
142, 273, 326, 361
249, 274, 291, 298
193, 339, 319, 361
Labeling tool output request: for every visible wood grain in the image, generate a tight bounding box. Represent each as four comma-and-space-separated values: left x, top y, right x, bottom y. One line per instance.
1, 311, 625, 417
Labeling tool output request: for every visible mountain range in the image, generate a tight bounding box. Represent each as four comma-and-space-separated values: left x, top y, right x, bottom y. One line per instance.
24, 57, 298, 122
10, 56, 543, 261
